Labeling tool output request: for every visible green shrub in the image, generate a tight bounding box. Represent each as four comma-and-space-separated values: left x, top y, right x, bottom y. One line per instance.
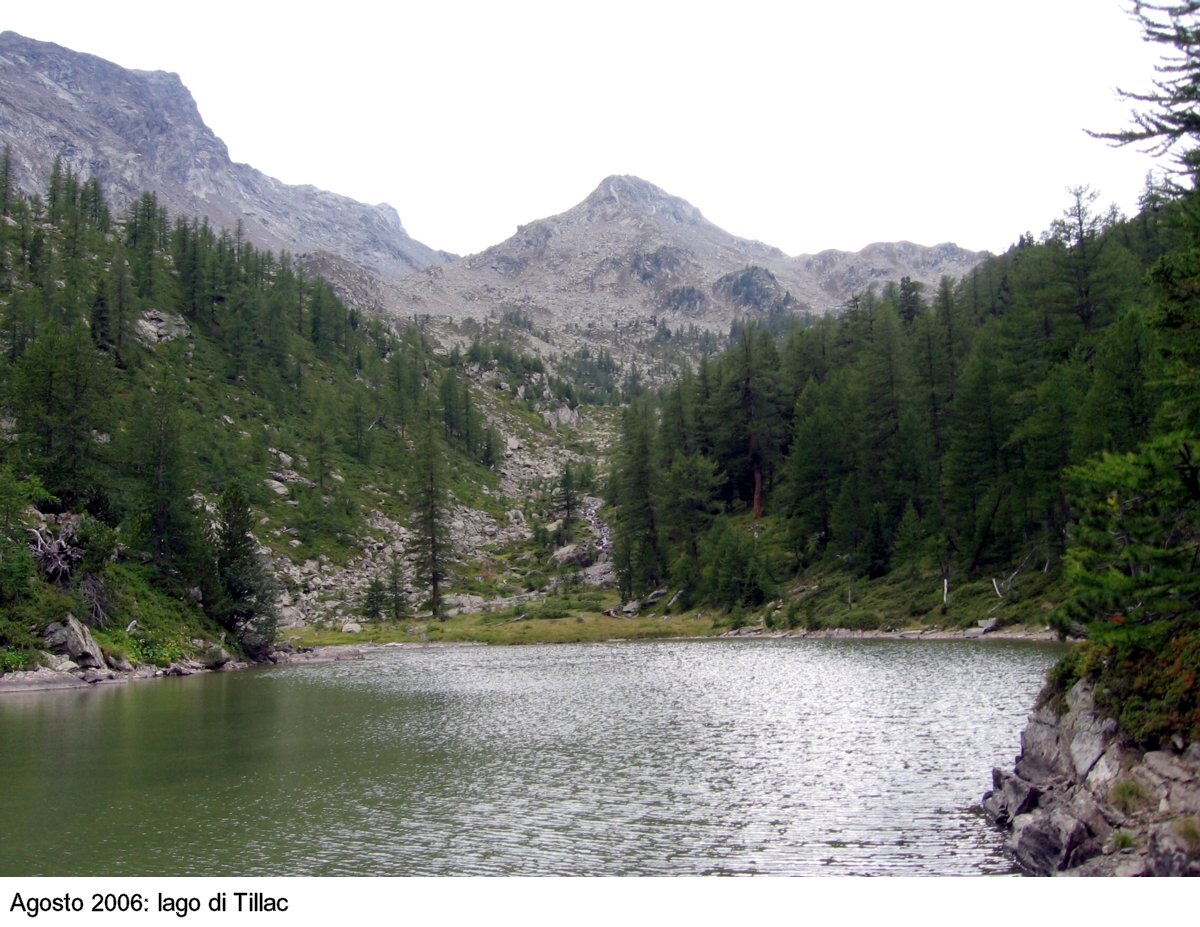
1109, 778, 1148, 816
842, 609, 881, 631
1036, 648, 1085, 713
0, 648, 34, 672
1173, 817, 1200, 852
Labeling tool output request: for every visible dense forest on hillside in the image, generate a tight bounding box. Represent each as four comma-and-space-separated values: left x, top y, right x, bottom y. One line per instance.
0, 151, 516, 664
607, 4, 1200, 747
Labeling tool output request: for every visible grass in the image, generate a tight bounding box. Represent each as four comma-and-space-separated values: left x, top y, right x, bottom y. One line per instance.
780, 557, 1067, 634
1111, 831, 1137, 851
1108, 778, 1149, 816
294, 602, 720, 648
1174, 817, 1200, 852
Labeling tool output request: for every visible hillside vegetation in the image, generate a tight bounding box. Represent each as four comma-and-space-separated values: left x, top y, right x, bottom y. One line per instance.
605, 2, 1200, 747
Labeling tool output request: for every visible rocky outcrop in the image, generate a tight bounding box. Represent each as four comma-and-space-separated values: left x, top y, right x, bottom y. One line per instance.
42, 615, 108, 671
983, 678, 1200, 876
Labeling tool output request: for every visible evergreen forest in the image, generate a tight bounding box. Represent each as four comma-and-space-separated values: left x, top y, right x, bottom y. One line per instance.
0, 2, 1197, 757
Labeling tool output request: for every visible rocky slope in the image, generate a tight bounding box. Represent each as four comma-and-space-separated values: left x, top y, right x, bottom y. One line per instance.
389, 174, 987, 335
0, 31, 450, 279
983, 679, 1200, 876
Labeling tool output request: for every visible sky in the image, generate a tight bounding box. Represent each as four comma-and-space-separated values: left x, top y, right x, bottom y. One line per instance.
2, 0, 1174, 257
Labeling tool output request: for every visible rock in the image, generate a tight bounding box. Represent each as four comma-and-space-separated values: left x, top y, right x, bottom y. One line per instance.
541, 405, 581, 430
341, 621, 363, 634
278, 606, 305, 628
1009, 805, 1092, 874
134, 308, 191, 345
43, 616, 108, 670
985, 677, 1200, 875
40, 650, 77, 672
983, 768, 1041, 826
444, 594, 486, 615
550, 543, 593, 568
582, 560, 618, 588
263, 479, 289, 496
0, 666, 89, 690
1148, 822, 1200, 876
1143, 750, 1192, 782
196, 645, 232, 669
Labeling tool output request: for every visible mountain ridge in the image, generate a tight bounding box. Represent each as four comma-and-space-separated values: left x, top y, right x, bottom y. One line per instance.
0, 31, 988, 337
388, 173, 987, 338
0, 30, 451, 278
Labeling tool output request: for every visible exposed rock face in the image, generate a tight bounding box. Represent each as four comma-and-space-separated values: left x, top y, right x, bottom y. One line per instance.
134, 309, 191, 345
0, 31, 450, 281
389, 174, 988, 336
42, 615, 108, 670
0, 29, 985, 347
983, 679, 1200, 876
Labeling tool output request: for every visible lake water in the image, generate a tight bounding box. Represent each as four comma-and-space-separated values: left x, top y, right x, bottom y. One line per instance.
0, 638, 1063, 876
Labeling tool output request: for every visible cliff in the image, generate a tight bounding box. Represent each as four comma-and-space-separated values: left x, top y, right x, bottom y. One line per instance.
982, 678, 1200, 876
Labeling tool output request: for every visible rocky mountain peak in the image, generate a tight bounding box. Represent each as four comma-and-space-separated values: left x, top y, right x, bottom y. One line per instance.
0, 31, 448, 280
580, 174, 706, 226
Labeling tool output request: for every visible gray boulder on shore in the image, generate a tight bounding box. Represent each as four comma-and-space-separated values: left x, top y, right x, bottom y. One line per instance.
42, 615, 108, 671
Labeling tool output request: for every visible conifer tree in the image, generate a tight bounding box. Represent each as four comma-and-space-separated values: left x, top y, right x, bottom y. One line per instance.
409, 397, 451, 618
212, 483, 277, 655
361, 574, 386, 622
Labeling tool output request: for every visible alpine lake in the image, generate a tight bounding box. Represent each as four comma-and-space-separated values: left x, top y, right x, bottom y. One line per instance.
0, 637, 1065, 876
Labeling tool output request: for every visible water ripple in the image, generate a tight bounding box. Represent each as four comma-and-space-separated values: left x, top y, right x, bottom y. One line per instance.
0, 638, 1062, 876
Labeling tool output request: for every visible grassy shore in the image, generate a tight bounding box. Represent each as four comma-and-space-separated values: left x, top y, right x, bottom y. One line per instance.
294, 608, 720, 648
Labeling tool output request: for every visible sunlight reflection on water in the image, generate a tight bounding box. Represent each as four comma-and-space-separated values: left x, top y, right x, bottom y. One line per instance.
0, 638, 1062, 876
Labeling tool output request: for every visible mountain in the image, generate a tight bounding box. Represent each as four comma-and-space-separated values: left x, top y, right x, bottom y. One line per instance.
0, 31, 450, 278
0, 32, 986, 337
388, 174, 987, 335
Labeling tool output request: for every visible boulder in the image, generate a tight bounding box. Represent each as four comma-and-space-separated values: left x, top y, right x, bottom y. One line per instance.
1148, 822, 1200, 876
196, 645, 233, 669
341, 621, 363, 634
0, 666, 89, 690
982, 768, 1041, 826
43, 616, 108, 670
550, 543, 593, 568
541, 405, 581, 430
1009, 805, 1092, 874
134, 308, 191, 345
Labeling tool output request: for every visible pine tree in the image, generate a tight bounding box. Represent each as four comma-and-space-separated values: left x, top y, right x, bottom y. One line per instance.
13, 320, 113, 509
409, 399, 451, 618
386, 551, 408, 622
132, 364, 200, 570
610, 401, 662, 600
212, 484, 277, 655
556, 463, 578, 541
361, 574, 386, 622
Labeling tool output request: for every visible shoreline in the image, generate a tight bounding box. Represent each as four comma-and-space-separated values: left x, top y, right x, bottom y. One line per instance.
0, 624, 1068, 694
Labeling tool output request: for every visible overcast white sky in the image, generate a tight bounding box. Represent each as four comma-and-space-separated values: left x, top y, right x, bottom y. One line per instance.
4, 0, 1171, 257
